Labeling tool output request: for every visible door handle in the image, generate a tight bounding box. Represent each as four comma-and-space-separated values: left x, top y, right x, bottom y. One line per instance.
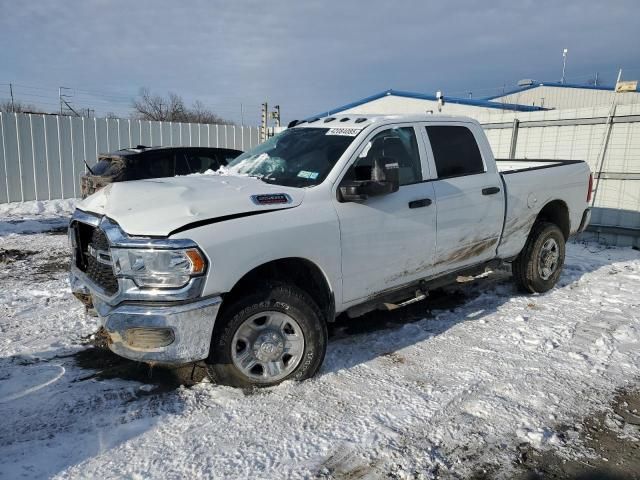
408, 198, 432, 208
482, 186, 501, 195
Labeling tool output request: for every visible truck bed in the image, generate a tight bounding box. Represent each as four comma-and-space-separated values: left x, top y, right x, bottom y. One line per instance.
495, 158, 591, 261
496, 159, 584, 174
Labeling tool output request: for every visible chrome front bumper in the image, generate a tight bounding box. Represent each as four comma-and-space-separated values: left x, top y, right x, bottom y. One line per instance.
72, 269, 221, 364
69, 209, 221, 364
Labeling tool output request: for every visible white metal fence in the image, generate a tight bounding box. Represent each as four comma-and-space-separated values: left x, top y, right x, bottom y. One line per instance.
0, 112, 261, 203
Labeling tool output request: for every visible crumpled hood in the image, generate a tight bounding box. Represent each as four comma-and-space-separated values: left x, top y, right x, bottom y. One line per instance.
78, 175, 304, 237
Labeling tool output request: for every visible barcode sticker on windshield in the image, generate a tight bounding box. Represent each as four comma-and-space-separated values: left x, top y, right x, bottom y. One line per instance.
326, 128, 360, 136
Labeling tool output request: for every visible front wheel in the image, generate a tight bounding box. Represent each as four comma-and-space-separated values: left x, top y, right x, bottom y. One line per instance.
206, 284, 327, 388
512, 221, 566, 293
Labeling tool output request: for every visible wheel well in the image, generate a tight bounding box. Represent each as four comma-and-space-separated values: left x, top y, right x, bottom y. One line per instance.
222, 258, 335, 322
536, 200, 570, 239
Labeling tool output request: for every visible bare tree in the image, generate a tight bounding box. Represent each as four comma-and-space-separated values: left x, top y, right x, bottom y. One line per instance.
189, 100, 229, 124
0, 99, 46, 114
132, 88, 231, 124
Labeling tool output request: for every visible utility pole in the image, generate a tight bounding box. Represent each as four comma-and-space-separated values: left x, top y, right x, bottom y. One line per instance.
436, 91, 444, 112
59, 87, 80, 116
9, 83, 15, 112
271, 105, 281, 128
240, 103, 244, 127
260, 102, 268, 142
561, 48, 568, 84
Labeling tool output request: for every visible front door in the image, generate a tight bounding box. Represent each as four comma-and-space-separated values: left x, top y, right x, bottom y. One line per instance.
333, 125, 437, 303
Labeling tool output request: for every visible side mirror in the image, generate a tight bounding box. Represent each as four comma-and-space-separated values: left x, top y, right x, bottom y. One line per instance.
339, 158, 399, 202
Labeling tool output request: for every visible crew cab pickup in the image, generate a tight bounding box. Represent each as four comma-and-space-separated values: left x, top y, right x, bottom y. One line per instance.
69, 114, 592, 387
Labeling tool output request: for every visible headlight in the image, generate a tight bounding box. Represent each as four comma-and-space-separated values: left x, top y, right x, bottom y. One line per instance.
111, 248, 206, 288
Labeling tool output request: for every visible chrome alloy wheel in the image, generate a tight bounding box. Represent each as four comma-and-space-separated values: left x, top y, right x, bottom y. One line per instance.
231, 311, 305, 382
538, 238, 560, 280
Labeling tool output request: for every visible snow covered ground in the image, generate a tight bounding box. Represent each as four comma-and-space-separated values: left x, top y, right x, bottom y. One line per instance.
0, 199, 77, 235
1, 203, 639, 479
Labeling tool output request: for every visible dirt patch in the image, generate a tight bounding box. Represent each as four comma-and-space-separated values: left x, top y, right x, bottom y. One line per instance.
316, 448, 382, 479
72, 329, 207, 392
382, 351, 407, 364
0, 248, 37, 263
73, 346, 207, 391
515, 388, 640, 480
34, 255, 70, 276
0, 247, 70, 280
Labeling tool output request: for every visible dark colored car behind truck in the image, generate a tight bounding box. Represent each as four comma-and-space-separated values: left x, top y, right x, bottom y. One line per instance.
81, 145, 242, 197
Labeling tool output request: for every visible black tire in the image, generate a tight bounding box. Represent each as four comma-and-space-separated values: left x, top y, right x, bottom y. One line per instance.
512, 221, 566, 293
206, 283, 327, 388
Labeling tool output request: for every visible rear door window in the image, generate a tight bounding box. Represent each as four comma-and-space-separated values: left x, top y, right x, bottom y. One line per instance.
177, 152, 220, 174
425, 126, 484, 178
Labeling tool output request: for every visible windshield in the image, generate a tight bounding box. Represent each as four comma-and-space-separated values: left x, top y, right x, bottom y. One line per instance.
222, 127, 358, 187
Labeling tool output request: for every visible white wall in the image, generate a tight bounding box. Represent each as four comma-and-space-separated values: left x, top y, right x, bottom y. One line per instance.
491, 85, 640, 109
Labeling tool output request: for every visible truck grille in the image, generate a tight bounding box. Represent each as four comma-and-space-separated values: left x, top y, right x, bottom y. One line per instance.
74, 222, 119, 296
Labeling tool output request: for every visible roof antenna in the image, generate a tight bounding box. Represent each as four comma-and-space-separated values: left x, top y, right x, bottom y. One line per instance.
83, 159, 95, 175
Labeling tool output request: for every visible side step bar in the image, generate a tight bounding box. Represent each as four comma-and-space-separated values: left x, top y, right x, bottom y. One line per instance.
345, 259, 503, 319
383, 290, 428, 311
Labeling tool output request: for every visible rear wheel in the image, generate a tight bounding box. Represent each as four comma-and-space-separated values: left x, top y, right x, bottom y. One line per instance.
512, 221, 566, 293
206, 283, 327, 388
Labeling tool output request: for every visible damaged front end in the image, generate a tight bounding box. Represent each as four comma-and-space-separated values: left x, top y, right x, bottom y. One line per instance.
68, 209, 221, 364
81, 155, 127, 198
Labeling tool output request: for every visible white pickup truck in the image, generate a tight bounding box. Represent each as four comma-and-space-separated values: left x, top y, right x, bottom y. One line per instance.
69, 114, 592, 387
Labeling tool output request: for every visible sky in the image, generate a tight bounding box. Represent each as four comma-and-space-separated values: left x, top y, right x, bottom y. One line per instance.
1, 0, 639, 125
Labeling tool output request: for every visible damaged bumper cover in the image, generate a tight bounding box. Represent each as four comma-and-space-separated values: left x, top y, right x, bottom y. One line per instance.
69, 210, 221, 364
71, 268, 221, 364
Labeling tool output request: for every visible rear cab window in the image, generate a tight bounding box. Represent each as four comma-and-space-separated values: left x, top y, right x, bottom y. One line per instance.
425, 125, 485, 179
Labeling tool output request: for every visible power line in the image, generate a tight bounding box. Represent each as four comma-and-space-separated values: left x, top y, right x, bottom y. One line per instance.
2, 81, 262, 121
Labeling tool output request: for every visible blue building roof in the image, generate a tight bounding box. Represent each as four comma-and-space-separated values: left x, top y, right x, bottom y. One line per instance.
307, 88, 546, 120
483, 81, 616, 100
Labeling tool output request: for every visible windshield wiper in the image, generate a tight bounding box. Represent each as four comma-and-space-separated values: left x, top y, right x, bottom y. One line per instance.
259, 176, 279, 184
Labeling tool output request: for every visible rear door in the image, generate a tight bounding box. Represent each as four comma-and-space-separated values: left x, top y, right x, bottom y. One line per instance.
334, 124, 437, 303
420, 122, 504, 273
